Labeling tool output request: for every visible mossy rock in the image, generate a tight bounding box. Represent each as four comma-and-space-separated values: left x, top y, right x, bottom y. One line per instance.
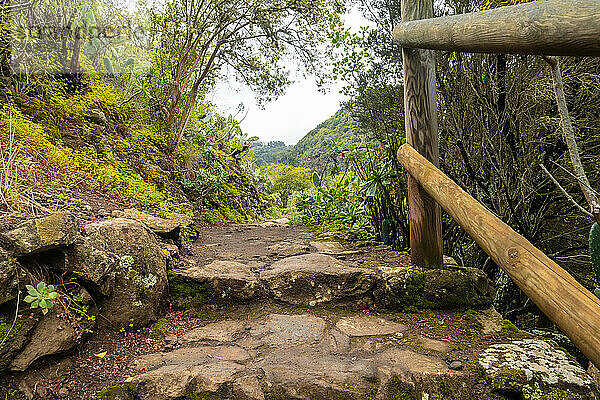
0, 313, 38, 374
374, 266, 494, 311
385, 377, 416, 400
97, 382, 139, 400
168, 270, 218, 309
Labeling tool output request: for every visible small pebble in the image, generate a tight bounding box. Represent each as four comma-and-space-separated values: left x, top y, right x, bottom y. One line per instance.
449, 360, 463, 371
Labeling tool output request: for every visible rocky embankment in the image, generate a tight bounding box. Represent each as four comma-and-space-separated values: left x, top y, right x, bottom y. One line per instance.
0, 212, 597, 399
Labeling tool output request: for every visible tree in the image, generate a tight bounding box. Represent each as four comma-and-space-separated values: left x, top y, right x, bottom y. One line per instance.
145, 0, 342, 150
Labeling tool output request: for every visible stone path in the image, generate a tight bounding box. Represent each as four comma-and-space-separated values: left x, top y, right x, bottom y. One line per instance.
109, 220, 596, 400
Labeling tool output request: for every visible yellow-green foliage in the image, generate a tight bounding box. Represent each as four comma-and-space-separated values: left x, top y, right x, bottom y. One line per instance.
150, 318, 169, 338
1, 76, 191, 214
265, 163, 312, 207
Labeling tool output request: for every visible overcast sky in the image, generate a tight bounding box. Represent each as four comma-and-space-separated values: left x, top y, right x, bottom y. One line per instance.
208, 7, 369, 145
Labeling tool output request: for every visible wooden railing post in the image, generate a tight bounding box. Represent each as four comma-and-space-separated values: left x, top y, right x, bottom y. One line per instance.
398, 143, 600, 368
401, 0, 442, 268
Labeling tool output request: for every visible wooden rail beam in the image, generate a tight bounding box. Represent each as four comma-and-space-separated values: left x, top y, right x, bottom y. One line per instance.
398, 143, 600, 367
401, 0, 443, 269
393, 0, 600, 57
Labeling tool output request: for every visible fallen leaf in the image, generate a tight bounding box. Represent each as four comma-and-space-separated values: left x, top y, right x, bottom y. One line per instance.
94, 351, 107, 359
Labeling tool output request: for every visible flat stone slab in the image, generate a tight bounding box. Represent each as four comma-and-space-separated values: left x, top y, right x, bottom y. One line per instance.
112, 208, 181, 237
417, 336, 451, 353
335, 315, 407, 337
476, 307, 504, 336
248, 314, 326, 349
478, 339, 596, 399
0, 212, 77, 256
177, 260, 259, 300
267, 241, 310, 257
259, 254, 376, 306
310, 241, 345, 254
181, 320, 247, 343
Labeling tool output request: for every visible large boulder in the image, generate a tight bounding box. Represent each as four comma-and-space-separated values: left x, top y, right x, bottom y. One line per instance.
67, 218, 168, 328
0, 212, 77, 256
423, 267, 495, 308
374, 266, 494, 310
0, 248, 25, 305
478, 339, 597, 399
259, 254, 376, 307
111, 209, 191, 239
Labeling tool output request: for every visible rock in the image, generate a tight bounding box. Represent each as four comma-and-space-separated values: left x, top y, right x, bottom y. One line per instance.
335, 315, 407, 337
0, 314, 38, 374
309, 241, 345, 254
181, 320, 247, 343
476, 307, 504, 335
174, 260, 259, 304
247, 314, 327, 350
417, 336, 451, 353
258, 218, 289, 228
267, 241, 309, 257
260, 254, 376, 306
131, 346, 250, 400
478, 339, 597, 399
0, 248, 25, 305
112, 209, 180, 238
449, 361, 463, 370
0, 212, 77, 256
443, 255, 460, 267
10, 309, 87, 371
273, 217, 290, 225
162, 244, 179, 260
374, 266, 495, 310
67, 218, 168, 328
232, 375, 264, 400
423, 267, 495, 308
84, 108, 107, 125
258, 346, 377, 399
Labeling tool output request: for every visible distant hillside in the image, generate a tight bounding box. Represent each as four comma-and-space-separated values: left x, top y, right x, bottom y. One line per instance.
251, 140, 290, 166
275, 109, 364, 175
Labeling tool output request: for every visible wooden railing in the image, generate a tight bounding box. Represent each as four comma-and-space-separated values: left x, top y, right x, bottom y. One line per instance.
394, 0, 600, 367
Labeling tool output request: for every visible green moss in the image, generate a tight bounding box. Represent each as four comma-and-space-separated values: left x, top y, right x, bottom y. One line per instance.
97, 382, 138, 400
538, 389, 575, 400
150, 318, 169, 338
491, 367, 527, 391
499, 319, 523, 337
457, 310, 483, 337
385, 377, 415, 400
168, 271, 217, 308
0, 317, 23, 348
385, 268, 428, 312
182, 309, 220, 321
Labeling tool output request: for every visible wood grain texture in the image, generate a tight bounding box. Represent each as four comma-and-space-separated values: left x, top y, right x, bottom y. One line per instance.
393, 0, 600, 57
402, 0, 443, 268
398, 143, 600, 368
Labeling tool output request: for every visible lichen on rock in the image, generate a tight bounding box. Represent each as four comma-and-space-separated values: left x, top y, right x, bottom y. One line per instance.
478, 339, 597, 399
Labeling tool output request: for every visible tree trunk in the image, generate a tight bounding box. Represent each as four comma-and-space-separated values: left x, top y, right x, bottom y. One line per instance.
401, 0, 443, 268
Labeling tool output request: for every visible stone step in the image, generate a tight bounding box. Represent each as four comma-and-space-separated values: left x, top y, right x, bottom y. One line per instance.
98, 312, 597, 400
170, 253, 495, 311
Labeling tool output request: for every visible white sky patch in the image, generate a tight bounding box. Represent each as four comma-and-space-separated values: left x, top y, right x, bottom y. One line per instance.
208, 6, 371, 146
